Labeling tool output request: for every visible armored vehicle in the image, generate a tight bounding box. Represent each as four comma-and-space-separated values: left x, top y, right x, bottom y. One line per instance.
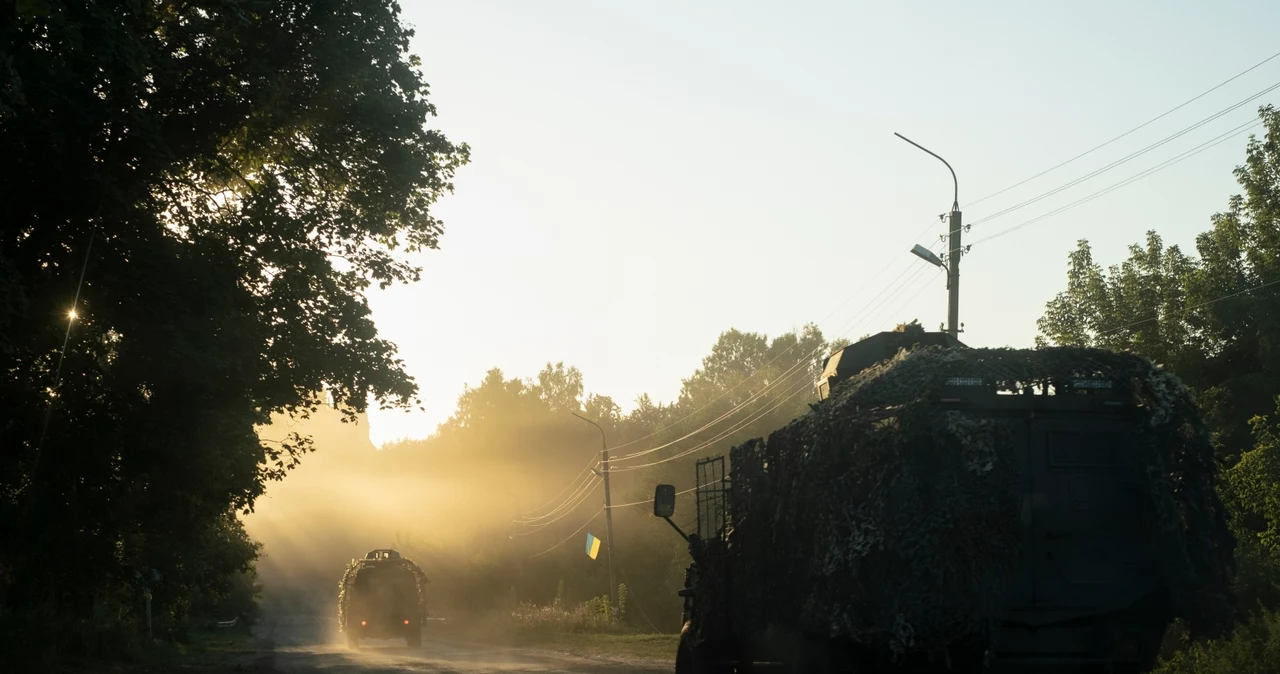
338, 549, 429, 649
652, 332, 1235, 673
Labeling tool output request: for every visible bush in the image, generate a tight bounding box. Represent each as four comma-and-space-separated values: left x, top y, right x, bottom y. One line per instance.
511, 594, 622, 634
1152, 609, 1280, 673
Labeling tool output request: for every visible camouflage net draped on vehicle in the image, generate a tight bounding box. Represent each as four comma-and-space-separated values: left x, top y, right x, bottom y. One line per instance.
337, 557, 430, 632
708, 346, 1234, 657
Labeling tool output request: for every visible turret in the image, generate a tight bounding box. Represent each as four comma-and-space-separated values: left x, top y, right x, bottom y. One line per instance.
816, 330, 965, 400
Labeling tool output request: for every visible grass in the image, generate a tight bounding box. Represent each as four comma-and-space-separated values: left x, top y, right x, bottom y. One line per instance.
513, 629, 680, 662
58, 624, 266, 674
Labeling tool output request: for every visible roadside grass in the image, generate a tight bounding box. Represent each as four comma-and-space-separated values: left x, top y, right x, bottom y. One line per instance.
61, 624, 264, 674
512, 629, 680, 662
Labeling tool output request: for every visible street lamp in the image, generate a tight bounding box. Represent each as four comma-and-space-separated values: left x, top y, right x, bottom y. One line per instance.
896, 132, 963, 338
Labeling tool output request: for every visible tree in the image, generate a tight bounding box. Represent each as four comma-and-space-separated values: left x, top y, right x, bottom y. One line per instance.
533, 362, 585, 414
1038, 105, 1280, 462
0, 0, 467, 650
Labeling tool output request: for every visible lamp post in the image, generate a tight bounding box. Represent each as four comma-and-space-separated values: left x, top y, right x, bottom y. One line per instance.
896, 132, 963, 338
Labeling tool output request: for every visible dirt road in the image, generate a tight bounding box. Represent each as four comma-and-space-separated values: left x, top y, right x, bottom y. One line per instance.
249, 614, 675, 674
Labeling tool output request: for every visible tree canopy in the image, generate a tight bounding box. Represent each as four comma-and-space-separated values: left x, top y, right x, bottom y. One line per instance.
1038, 105, 1280, 464
0, 0, 466, 654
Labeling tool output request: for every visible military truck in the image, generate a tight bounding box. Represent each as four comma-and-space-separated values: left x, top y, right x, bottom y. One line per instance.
651, 332, 1235, 673
338, 549, 429, 649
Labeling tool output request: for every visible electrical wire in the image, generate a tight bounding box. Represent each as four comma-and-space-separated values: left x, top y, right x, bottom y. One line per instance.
960, 80, 1280, 237
523, 54, 1280, 511
514, 469, 600, 524
601, 219, 941, 457
607, 252, 938, 466
518, 454, 599, 518
968, 118, 1265, 248
602, 251, 938, 474
604, 267, 941, 476
1093, 278, 1280, 339
965, 49, 1280, 209
513, 231, 936, 522
605, 370, 830, 473
528, 508, 604, 559
606, 478, 725, 510
510, 480, 602, 535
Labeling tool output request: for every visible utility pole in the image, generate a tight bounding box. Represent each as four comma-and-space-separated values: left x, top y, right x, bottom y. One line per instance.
572, 412, 618, 622
896, 132, 963, 339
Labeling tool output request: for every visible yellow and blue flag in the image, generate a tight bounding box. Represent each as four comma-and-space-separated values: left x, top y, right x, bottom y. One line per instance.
585, 533, 601, 560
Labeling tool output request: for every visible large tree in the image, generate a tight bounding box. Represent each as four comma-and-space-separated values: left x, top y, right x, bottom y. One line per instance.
0, 0, 467, 640
1038, 105, 1280, 462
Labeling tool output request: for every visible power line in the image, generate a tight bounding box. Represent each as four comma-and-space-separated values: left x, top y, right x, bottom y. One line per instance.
602, 219, 940, 457
511, 480, 602, 536
1093, 278, 1280, 339
602, 254, 937, 475
608, 251, 939, 466
518, 455, 599, 519
964, 79, 1280, 232
521, 54, 1280, 511
965, 49, 1280, 209
515, 227, 938, 521
515, 470, 599, 524
605, 369, 828, 473
607, 478, 724, 510
528, 508, 603, 559
605, 268, 941, 475
968, 118, 1264, 248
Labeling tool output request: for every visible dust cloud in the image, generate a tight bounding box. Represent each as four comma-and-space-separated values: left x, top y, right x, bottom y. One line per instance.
243, 404, 600, 641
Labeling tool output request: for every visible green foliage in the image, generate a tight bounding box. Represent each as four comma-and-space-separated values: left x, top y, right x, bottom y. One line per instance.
0, 0, 465, 661
1151, 609, 1280, 674
366, 322, 854, 633
1037, 104, 1280, 464
1039, 103, 1280, 662
510, 595, 622, 634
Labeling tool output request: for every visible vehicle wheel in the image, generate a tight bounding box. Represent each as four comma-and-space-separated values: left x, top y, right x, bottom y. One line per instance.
788, 638, 835, 674
676, 638, 696, 674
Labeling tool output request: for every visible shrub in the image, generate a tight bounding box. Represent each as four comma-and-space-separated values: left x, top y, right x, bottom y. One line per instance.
511, 593, 622, 634
1151, 609, 1280, 674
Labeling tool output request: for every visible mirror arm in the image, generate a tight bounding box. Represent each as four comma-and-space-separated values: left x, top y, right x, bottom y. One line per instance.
663, 516, 689, 542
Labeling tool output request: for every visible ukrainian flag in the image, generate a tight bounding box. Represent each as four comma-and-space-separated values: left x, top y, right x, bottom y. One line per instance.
585, 533, 601, 560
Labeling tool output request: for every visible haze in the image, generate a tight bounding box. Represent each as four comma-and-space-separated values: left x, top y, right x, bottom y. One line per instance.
364, 0, 1280, 446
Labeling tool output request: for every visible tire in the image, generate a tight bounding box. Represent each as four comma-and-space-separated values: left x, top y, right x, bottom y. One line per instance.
676, 638, 696, 674
406, 625, 422, 648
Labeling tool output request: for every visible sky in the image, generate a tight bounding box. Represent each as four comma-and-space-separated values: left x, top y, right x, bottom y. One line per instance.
362, 0, 1280, 446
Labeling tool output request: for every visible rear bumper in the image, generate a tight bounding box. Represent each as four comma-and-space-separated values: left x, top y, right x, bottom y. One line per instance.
986, 608, 1167, 672
347, 619, 418, 638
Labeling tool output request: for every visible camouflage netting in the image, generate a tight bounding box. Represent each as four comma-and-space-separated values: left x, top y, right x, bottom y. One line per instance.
702, 346, 1235, 657
337, 556, 430, 632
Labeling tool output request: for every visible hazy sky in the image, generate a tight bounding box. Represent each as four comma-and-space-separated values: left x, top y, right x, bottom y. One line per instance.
363, 0, 1280, 446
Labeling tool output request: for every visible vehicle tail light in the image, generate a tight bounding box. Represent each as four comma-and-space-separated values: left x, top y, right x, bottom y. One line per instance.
404, 619, 410, 625
360, 620, 367, 627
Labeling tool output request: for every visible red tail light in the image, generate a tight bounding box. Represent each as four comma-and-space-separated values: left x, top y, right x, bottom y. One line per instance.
360, 620, 367, 627
404, 619, 410, 625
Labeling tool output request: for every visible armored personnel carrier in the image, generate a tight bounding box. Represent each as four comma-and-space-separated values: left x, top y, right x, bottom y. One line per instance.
652, 332, 1235, 673
338, 549, 429, 649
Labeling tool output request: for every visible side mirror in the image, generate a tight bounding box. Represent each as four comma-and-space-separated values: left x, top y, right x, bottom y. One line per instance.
653, 484, 677, 519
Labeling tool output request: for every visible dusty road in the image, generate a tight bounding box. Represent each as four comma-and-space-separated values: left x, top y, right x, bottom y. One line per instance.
249, 614, 675, 674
